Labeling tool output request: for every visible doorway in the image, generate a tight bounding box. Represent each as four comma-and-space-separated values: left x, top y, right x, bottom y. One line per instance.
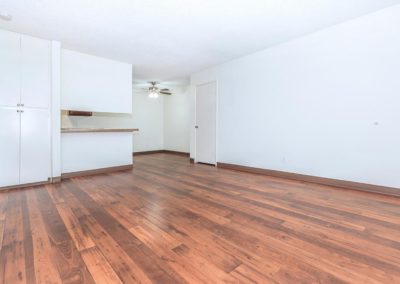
195, 81, 216, 165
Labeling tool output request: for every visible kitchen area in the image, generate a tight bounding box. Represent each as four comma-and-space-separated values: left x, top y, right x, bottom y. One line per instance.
0, 29, 137, 189
60, 48, 137, 178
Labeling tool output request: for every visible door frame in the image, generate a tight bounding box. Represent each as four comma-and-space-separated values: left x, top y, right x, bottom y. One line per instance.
194, 80, 218, 165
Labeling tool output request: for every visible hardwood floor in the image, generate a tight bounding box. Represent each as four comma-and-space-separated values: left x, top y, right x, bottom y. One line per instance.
1, 153, 400, 283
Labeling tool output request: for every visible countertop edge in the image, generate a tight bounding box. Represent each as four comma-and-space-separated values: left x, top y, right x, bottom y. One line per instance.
61, 128, 139, 133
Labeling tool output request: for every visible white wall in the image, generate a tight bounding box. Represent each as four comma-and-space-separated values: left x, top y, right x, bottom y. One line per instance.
132, 91, 164, 152
62, 86, 191, 153
61, 49, 132, 113
191, 5, 400, 188
163, 87, 190, 152
62, 89, 165, 152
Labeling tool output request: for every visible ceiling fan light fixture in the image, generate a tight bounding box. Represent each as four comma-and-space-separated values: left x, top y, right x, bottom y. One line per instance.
144, 81, 171, 98
0, 12, 12, 21
149, 91, 159, 98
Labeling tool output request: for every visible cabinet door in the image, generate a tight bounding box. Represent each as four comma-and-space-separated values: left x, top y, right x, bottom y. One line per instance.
0, 109, 20, 187
0, 30, 20, 107
20, 109, 51, 184
21, 35, 51, 109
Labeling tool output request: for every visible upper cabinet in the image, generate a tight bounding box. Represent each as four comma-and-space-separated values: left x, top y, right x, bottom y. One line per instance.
21, 35, 51, 109
0, 30, 22, 107
0, 30, 51, 109
61, 49, 132, 113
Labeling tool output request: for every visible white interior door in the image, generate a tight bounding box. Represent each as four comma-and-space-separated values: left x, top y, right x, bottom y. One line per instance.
21, 35, 51, 109
0, 30, 21, 107
20, 109, 51, 184
0, 109, 20, 187
195, 82, 217, 164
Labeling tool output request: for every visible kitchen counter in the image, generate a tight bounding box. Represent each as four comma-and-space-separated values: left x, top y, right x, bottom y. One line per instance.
61, 128, 139, 133
61, 128, 136, 177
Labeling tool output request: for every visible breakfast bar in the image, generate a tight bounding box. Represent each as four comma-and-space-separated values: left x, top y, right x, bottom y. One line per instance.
61, 128, 139, 178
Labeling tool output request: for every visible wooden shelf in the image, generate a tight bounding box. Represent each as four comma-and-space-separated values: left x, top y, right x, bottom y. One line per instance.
61, 128, 139, 133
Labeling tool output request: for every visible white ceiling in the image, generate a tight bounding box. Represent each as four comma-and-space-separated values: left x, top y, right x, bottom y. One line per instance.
0, 0, 397, 82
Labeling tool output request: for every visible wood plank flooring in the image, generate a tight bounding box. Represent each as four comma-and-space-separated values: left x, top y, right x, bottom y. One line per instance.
1, 153, 400, 283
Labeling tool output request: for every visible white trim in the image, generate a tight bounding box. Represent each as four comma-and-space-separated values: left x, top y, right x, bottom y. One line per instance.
51, 41, 61, 178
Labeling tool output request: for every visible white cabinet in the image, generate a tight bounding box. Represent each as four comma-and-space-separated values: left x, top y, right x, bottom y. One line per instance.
61, 49, 132, 113
0, 109, 50, 187
0, 30, 51, 109
20, 109, 51, 184
0, 30, 20, 107
21, 35, 51, 109
0, 29, 52, 188
0, 109, 20, 187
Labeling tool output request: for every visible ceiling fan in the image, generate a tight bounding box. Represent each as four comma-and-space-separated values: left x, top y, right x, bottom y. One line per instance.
144, 81, 173, 98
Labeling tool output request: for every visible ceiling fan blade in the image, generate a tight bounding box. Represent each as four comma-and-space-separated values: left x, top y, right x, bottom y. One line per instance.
160, 91, 172, 95
160, 88, 170, 92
